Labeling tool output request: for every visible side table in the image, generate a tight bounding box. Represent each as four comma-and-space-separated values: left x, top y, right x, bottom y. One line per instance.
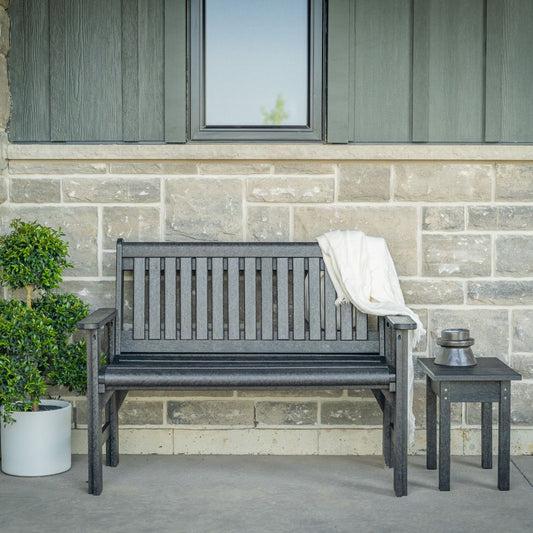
418, 357, 521, 491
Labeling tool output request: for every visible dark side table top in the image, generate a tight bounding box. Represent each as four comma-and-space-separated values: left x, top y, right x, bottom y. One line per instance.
418, 357, 522, 382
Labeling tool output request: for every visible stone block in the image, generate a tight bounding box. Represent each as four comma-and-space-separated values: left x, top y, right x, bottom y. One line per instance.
9, 178, 61, 203
103, 206, 161, 248
0, 174, 6, 204
338, 163, 391, 202
173, 428, 319, 455
495, 164, 533, 201
412, 381, 464, 428
61, 280, 116, 310
469, 206, 533, 231
119, 429, 174, 454
247, 177, 334, 203
119, 401, 164, 425
467, 281, 533, 305
102, 250, 116, 276
255, 402, 318, 426
246, 206, 290, 241
422, 234, 491, 277
293, 206, 418, 276
236, 389, 342, 398
320, 400, 382, 426
167, 400, 254, 426
428, 309, 509, 359
63, 177, 160, 203
0, 206, 98, 276
317, 429, 382, 455
0, 55, 9, 130
394, 163, 492, 202
165, 178, 243, 241
110, 161, 197, 175
511, 354, 533, 379
0, 7, 9, 56
0, 130, 7, 170
130, 390, 234, 398
9, 161, 107, 174
197, 162, 271, 175
512, 310, 533, 353
400, 280, 464, 305
273, 161, 335, 175
465, 402, 498, 426
496, 236, 533, 275
422, 207, 465, 231
510, 383, 533, 425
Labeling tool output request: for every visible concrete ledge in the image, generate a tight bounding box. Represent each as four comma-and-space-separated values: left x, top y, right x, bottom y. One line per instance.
8, 143, 533, 161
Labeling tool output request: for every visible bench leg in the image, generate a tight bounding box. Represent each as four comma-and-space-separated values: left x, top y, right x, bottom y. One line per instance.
87, 329, 103, 495
106, 392, 120, 468
383, 398, 393, 468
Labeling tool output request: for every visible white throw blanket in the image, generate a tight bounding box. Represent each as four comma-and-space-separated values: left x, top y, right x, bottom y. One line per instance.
317, 230, 425, 446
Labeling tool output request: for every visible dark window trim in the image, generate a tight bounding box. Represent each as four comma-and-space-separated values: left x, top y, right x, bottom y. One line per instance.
189, 0, 324, 142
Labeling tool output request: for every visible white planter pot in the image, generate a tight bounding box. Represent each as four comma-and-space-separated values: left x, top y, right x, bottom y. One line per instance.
1, 399, 72, 476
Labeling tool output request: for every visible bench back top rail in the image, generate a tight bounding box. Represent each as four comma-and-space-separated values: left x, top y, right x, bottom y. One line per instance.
116, 240, 381, 355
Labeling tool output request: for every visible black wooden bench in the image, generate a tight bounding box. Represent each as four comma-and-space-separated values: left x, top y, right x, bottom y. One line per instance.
78, 240, 416, 496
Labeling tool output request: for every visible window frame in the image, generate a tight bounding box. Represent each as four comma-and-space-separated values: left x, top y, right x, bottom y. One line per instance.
189, 0, 324, 142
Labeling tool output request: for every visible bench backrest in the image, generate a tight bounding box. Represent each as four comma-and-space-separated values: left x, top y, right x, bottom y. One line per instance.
116, 240, 382, 356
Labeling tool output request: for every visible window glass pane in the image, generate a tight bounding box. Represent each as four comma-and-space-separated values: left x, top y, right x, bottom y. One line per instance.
204, 0, 308, 127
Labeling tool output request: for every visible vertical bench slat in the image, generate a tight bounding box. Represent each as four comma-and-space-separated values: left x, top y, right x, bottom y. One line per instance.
228, 257, 240, 339
277, 258, 289, 340
196, 257, 208, 340
324, 269, 337, 340
293, 257, 305, 340
340, 302, 353, 340
164, 258, 177, 340
212, 257, 224, 340
180, 258, 192, 340
244, 257, 257, 340
133, 258, 145, 339
356, 309, 368, 340
308, 257, 321, 340
261, 258, 273, 340
148, 258, 161, 339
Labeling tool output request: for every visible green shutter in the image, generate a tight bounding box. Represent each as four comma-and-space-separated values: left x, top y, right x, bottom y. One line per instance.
8, 0, 186, 143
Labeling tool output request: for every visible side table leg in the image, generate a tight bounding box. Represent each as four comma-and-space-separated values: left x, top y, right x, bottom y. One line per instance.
439, 384, 451, 491
498, 381, 511, 491
426, 376, 437, 470
481, 402, 492, 469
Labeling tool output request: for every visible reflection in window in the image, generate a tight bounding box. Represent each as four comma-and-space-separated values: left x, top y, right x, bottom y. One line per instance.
204, 0, 308, 127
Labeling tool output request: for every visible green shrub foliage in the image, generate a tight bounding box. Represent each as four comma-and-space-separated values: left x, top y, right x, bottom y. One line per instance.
0, 219, 89, 423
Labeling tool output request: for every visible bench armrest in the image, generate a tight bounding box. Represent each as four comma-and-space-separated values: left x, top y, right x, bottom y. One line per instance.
385, 315, 417, 330
78, 308, 117, 330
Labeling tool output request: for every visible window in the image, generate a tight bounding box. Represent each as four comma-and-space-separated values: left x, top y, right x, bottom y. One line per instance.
190, 0, 324, 141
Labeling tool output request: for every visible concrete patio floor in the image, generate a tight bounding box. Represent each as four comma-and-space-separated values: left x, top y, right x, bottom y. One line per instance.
1, 454, 532, 533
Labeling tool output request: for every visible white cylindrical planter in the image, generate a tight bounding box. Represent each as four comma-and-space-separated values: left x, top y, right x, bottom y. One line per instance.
1, 399, 72, 476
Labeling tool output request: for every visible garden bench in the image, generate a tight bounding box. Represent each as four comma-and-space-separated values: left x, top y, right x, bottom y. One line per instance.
78, 240, 416, 496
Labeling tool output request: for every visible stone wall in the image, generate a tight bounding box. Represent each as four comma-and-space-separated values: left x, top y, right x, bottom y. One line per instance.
2, 144, 532, 455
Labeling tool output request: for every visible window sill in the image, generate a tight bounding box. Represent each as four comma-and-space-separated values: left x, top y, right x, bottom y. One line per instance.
7, 143, 533, 162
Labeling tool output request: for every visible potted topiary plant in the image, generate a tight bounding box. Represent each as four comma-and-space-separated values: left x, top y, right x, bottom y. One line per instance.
0, 219, 89, 476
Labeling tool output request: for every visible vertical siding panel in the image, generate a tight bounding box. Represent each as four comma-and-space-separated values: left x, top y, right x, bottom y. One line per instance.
121, 0, 140, 141
326, 0, 352, 143
138, 0, 165, 141
164, 0, 187, 142
413, 0, 485, 142
499, 0, 533, 141
9, 0, 51, 141
353, 0, 411, 141
485, 0, 503, 142
50, 0, 122, 141
412, 0, 430, 141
